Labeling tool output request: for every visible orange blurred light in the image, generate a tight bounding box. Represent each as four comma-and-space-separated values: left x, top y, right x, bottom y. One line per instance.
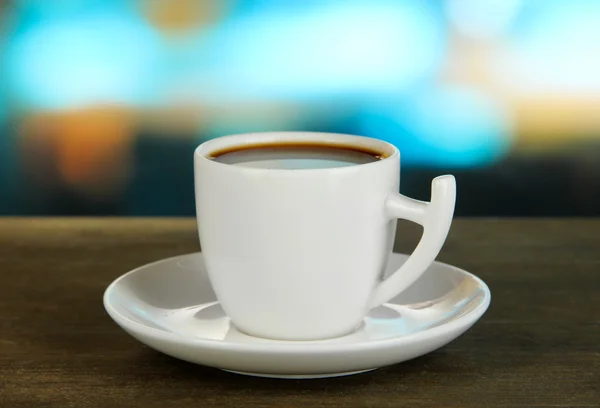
139, 0, 226, 35
21, 107, 137, 200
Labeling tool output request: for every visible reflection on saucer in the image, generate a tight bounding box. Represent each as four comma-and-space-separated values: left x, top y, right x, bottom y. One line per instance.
153, 298, 481, 345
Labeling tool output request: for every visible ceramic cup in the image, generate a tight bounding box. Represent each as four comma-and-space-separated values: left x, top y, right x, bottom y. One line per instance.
194, 132, 456, 341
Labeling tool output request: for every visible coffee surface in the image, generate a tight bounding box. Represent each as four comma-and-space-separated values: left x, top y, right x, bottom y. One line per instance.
211, 143, 384, 169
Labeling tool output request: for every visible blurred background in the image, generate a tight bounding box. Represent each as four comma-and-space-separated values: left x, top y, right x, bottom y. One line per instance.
0, 0, 599, 216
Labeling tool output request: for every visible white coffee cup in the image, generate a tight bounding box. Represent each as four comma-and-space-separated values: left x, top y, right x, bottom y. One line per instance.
194, 132, 456, 341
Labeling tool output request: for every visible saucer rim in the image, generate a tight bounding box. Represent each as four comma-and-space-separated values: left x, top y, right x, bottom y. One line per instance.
103, 252, 491, 353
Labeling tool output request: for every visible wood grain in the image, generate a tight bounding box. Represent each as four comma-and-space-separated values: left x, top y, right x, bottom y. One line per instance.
0, 218, 598, 407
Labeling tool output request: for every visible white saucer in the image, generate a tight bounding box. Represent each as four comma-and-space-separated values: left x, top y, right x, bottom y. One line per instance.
104, 253, 490, 379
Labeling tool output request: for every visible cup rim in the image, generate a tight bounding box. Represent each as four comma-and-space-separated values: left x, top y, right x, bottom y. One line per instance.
194, 131, 399, 173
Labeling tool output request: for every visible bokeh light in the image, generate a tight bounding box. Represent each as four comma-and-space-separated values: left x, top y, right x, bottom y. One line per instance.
194, 0, 444, 101
3, 6, 163, 110
359, 87, 513, 167
20, 107, 136, 199
496, 0, 600, 93
448, 0, 523, 40
138, 0, 228, 35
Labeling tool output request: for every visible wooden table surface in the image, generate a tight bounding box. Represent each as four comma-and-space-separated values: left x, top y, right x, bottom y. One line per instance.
1, 218, 598, 407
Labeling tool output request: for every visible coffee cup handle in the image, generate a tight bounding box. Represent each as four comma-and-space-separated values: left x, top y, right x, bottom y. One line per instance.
369, 175, 456, 308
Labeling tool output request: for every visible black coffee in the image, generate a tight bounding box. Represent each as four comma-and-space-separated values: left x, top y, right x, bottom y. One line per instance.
210, 143, 385, 170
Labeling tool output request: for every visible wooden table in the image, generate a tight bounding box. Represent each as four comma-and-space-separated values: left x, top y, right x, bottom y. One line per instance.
1, 218, 598, 407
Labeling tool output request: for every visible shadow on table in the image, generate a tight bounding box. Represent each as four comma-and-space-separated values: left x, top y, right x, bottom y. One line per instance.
129, 347, 452, 390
